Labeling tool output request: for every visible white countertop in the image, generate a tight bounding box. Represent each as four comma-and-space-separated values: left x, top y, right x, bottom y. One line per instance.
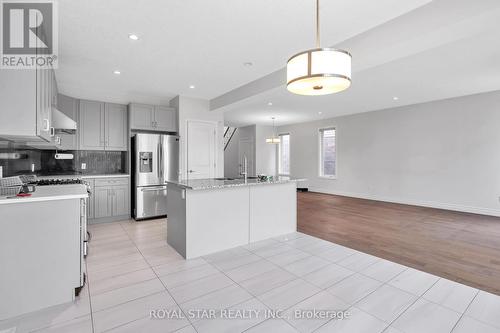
0, 184, 88, 205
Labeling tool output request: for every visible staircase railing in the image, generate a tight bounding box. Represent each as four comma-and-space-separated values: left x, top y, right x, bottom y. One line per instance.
224, 127, 237, 150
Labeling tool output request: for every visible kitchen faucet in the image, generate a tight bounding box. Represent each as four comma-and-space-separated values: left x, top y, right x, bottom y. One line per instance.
241, 155, 248, 183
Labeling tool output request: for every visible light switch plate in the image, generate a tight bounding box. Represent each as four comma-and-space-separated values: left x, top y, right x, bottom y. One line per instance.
81, 163, 87, 170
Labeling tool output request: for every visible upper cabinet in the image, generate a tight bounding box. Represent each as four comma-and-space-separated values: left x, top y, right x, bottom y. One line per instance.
79, 100, 105, 150
105, 103, 128, 150
0, 68, 55, 142
129, 103, 177, 132
79, 100, 127, 151
129, 104, 154, 130
154, 106, 177, 132
36, 68, 53, 142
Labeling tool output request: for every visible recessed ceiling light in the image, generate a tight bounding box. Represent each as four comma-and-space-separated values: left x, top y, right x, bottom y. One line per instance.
318, 111, 322, 115
243, 62, 253, 67
393, 96, 399, 101
189, 85, 195, 89
128, 34, 139, 40
113, 70, 121, 75
267, 102, 273, 106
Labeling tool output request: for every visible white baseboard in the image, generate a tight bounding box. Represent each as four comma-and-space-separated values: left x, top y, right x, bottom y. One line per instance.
308, 187, 500, 217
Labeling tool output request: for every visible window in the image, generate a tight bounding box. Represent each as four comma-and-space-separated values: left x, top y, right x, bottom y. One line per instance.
278, 133, 290, 175
319, 128, 336, 178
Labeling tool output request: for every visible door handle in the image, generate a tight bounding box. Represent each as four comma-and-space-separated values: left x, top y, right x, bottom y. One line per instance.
141, 187, 167, 192
188, 170, 195, 173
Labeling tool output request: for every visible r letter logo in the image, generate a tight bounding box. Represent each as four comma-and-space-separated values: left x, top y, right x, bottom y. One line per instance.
1, 0, 58, 69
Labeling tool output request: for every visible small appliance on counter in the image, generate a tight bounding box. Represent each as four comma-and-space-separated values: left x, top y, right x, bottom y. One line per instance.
131, 133, 179, 220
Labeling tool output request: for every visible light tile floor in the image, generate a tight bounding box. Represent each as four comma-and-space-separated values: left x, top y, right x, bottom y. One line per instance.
2, 219, 500, 333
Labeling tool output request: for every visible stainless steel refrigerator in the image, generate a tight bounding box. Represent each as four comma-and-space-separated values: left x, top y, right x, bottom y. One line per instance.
132, 133, 179, 220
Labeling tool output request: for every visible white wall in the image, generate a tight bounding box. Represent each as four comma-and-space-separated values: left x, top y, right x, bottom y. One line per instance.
277, 91, 500, 216
224, 125, 277, 178
255, 125, 277, 175
170, 96, 224, 179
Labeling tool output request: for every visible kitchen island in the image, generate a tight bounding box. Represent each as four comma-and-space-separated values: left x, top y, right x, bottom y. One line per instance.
166, 177, 302, 259
0, 185, 88, 320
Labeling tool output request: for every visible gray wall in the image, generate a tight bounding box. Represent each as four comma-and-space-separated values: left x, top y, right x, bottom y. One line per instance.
224, 125, 277, 178
277, 90, 500, 216
255, 125, 277, 176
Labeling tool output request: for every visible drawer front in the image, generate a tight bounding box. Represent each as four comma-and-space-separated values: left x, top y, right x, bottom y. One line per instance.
94, 177, 129, 187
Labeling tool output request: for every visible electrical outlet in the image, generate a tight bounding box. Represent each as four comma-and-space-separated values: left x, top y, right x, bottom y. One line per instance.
31, 163, 35, 172
81, 163, 87, 170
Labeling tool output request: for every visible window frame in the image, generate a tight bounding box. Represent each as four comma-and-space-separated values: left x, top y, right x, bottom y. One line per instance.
278, 132, 291, 176
318, 127, 337, 179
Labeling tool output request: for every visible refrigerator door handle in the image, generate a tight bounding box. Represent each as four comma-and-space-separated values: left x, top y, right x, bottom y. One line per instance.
158, 139, 163, 184
141, 186, 168, 192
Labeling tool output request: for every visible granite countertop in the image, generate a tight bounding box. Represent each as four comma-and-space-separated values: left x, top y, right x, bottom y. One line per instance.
81, 174, 130, 179
37, 174, 129, 179
166, 176, 306, 190
0, 184, 88, 205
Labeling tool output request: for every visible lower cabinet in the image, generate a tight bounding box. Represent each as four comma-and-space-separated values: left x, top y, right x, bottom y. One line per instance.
94, 187, 111, 219
87, 177, 130, 222
112, 185, 129, 216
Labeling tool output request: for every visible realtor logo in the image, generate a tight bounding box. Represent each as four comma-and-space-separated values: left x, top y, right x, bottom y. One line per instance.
1, 0, 58, 69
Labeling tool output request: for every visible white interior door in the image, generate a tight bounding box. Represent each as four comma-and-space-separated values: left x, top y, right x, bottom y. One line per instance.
187, 120, 217, 179
238, 138, 255, 177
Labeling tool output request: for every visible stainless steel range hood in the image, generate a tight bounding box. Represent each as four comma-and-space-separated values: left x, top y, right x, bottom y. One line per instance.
52, 108, 77, 134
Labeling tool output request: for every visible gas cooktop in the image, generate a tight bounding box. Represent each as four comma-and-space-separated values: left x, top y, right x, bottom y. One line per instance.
34, 178, 86, 186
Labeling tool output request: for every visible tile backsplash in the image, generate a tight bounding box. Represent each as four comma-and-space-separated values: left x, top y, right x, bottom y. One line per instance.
0, 146, 126, 177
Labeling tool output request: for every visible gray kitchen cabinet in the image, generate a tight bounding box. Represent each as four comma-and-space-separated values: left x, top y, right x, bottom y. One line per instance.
154, 106, 177, 132
129, 103, 155, 130
0, 23, 55, 142
112, 185, 129, 216
105, 104, 128, 151
79, 100, 127, 151
94, 187, 111, 219
0, 68, 54, 142
79, 100, 105, 150
36, 68, 53, 142
90, 177, 130, 222
129, 103, 177, 132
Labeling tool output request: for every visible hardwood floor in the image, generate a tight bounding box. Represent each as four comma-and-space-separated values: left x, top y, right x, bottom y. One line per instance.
298, 192, 500, 295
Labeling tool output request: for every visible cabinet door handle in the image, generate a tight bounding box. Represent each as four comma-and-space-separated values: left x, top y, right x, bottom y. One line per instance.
50, 127, 55, 137
43, 119, 50, 131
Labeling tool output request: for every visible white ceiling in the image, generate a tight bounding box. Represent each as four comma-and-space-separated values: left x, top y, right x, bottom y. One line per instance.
56, 0, 500, 126
221, 0, 500, 126
55, 0, 429, 104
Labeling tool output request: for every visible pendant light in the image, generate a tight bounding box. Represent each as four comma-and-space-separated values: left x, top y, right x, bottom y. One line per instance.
266, 117, 280, 144
286, 0, 352, 95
